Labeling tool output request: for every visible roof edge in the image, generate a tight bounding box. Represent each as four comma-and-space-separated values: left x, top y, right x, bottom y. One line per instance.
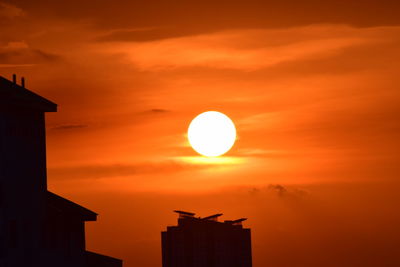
0, 76, 57, 112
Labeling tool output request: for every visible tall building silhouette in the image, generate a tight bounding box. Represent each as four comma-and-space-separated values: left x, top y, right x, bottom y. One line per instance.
0, 75, 122, 267
162, 210, 252, 267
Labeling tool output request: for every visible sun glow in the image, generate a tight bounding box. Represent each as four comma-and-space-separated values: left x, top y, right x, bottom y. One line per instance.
188, 111, 236, 157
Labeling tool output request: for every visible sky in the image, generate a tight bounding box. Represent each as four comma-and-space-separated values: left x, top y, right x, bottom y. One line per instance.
1, 0, 400, 266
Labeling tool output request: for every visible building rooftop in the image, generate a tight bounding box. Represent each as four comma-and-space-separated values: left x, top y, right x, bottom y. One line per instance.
0, 75, 57, 112
47, 191, 97, 221
172, 210, 247, 226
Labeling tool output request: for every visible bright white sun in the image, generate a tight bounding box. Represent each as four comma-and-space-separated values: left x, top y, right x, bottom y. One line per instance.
188, 111, 236, 157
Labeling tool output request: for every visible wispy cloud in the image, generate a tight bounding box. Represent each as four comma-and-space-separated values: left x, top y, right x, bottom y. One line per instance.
97, 25, 391, 71
0, 2, 24, 18
94, 27, 195, 42
148, 108, 169, 113
0, 41, 61, 65
48, 160, 209, 180
51, 124, 89, 131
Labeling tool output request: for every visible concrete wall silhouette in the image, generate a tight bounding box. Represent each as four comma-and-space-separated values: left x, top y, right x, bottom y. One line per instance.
0, 78, 53, 266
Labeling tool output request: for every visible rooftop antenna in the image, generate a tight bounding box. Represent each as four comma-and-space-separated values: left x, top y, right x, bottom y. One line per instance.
12, 74, 16, 84
21, 77, 25, 88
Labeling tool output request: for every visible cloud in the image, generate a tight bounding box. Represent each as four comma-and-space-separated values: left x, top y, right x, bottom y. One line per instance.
0, 2, 24, 18
95, 28, 198, 42
148, 108, 169, 113
248, 184, 308, 198
268, 184, 288, 196
0, 41, 61, 64
48, 161, 207, 180
0, 63, 34, 68
51, 124, 89, 130
101, 25, 390, 71
136, 109, 170, 115
10, 0, 400, 36
236, 148, 295, 159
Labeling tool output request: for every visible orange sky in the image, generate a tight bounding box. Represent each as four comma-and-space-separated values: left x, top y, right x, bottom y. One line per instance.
1, 1, 400, 266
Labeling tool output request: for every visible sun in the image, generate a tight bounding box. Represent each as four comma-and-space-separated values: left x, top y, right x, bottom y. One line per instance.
188, 111, 236, 157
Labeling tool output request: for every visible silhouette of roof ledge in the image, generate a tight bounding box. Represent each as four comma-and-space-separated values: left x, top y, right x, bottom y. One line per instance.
0, 76, 57, 112
174, 210, 195, 217
86, 251, 123, 266
47, 191, 97, 221
201, 213, 223, 221
224, 218, 247, 225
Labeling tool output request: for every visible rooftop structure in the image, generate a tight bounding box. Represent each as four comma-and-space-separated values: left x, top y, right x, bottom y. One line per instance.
162, 211, 252, 267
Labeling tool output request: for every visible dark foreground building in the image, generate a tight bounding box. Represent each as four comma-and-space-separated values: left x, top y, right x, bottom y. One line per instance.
162, 210, 252, 267
0, 75, 122, 267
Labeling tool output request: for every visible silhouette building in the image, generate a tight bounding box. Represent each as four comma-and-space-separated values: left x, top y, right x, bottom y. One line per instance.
162, 210, 252, 267
0, 75, 122, 267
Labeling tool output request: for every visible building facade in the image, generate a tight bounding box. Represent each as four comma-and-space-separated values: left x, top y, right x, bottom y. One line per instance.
162, 210, 252, 267
0, 75, 122, 267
